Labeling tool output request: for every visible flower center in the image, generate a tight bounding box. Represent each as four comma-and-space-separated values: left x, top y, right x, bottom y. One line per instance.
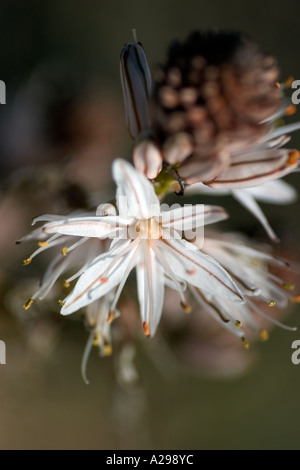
137, 218, 162, 239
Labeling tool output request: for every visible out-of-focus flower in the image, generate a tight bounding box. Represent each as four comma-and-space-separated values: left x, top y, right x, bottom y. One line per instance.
190, 231, 297, 346
186, 178, 297, 241
120, 30, 300, 186
21, 159, 244, 338
162, 232, 299, 376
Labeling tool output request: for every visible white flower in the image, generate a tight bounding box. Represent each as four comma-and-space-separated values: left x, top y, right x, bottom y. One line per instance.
190, 232, 297, 346
186, 178, 297, 241
22, 159, 244, 337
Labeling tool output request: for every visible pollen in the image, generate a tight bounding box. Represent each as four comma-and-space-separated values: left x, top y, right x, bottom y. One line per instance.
180, 301, 192, 313
269, 300, 276, 307
285, 105, 296, 116
242, 337, 250, 350
287, 151, 300, 166
61, 247, 68, 256
93, 332, 100, 346
63, 280, 70, 288
103, 344, 113, 356
38, 241, 48, 247
22, 257, 32, 266
23, 298, 33, 310
282, 282, 295, 290
106, 311, 114, 323
284, 76, 294, 88
58, 299, 65, 306
143, 321, 150, 336
235, 320, 242, 328
260, 328, 269, 342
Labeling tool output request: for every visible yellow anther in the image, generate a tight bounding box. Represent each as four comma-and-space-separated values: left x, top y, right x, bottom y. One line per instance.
180, 301, 192, 313
63, 280, 70, 288
282, 282, 295, 290
106, 311, 114, 323
23, 298, 33, 310
260, 329, 269, 342
61, 247, 68, 256
103, 344, 113, 356
93, 332, 100, 346
58, 299, 65, 307
235, 320, 242, 328
242, 337, 250, 350
22, 258, 32, 266
37, 241, 48, 247
143, 321, 150, 336
269, 300, 276, 307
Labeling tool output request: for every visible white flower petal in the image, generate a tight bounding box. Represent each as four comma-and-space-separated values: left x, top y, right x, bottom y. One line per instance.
232, 189, 278, 241
160, 238, 244, 303
161, 204, 228, 231
112, 158, 160, 219
247, 179, 297, 204
43, 215, 128, 239
206, 149, 298, 189
185, 182, 229, 197
136, 242, 165, 336
61, 240, 137, 315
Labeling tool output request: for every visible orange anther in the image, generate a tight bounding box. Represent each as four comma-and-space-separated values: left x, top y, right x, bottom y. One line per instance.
143, 321, 150, 336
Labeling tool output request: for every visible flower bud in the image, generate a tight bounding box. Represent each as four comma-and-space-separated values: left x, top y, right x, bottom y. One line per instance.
120, 41, 152, 140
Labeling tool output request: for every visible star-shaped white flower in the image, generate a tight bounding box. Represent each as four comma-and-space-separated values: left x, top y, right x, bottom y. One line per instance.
31, 159, 244, 336
186, 178, 297, 241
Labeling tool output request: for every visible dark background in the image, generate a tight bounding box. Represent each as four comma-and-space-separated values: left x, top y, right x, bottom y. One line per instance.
0, 0, 300, 450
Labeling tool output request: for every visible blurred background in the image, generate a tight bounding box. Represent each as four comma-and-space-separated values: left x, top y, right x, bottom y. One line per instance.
1, 0, 300, 450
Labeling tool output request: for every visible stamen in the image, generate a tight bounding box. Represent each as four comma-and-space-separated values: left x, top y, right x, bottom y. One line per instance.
58, 299, 65, 306
287, 150, 300, 166
93, 332, 100, 346
38, 241, 48, 247
63, 280, 70, 288
260, 329, 269, 341
269, 300, 276, 307
242, 337, 250, 350
106, 311, 115, 323
143, 321, 150, 336
180, 301, 192, 313
285, 105, 296, 116
100, 277, 108, 284
284, 76, 294, 88
291, 295, 300, 302
282, 282, 295, 290
23, 298, 33, 310
275, 82, 280, 89
103, 344, 113, 356
61, 247, 68, 256
22, 258, 32, 266
235, 320, 242, 328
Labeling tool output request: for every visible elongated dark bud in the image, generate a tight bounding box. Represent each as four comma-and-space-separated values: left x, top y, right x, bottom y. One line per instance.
120, 41, 152, 140
120, 38, 162, 179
